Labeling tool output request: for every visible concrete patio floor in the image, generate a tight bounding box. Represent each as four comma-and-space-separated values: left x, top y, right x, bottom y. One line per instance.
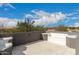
12, 41, 75, 55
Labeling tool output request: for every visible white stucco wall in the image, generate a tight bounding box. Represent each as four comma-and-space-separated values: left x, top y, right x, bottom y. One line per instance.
47, 33, 68, 46
42, 33, 77, 46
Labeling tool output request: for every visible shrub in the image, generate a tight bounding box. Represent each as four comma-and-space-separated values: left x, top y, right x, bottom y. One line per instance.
55, 25, 68, 31
0, 18, 45, 33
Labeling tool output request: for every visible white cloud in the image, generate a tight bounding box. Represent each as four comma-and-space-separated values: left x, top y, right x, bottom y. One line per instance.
25, 14, 34, 18
32, 10, 50, 18
25, 10, 79, 27
69, 23, 79, 27
0, 17, 18, 28
6, 3, 15, 9
31, 10, 66, 26
70, 17, 79, 19
65, 13, 74, 16
0, 3, 15, 9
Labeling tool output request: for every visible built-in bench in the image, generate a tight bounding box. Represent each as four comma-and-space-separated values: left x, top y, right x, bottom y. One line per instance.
42, 33, 77, 47
0, 37, 13, 55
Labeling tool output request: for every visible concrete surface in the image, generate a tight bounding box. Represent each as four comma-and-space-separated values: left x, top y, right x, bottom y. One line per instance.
12, 41, 75, 55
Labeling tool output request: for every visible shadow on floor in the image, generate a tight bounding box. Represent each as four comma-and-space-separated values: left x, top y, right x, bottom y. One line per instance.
12, 40, 44, 55
24, 40, 44, 46
12, 45, 27, 55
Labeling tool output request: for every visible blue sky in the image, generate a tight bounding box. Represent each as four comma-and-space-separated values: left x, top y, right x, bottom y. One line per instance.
0, 3, 79, 27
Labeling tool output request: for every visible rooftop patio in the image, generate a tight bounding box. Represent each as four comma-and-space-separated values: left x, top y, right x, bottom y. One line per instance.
1, 31, 79, 55
12, 41, 75, 55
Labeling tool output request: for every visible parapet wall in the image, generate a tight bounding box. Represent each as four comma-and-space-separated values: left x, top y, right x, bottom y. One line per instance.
0, 31, 44, 46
